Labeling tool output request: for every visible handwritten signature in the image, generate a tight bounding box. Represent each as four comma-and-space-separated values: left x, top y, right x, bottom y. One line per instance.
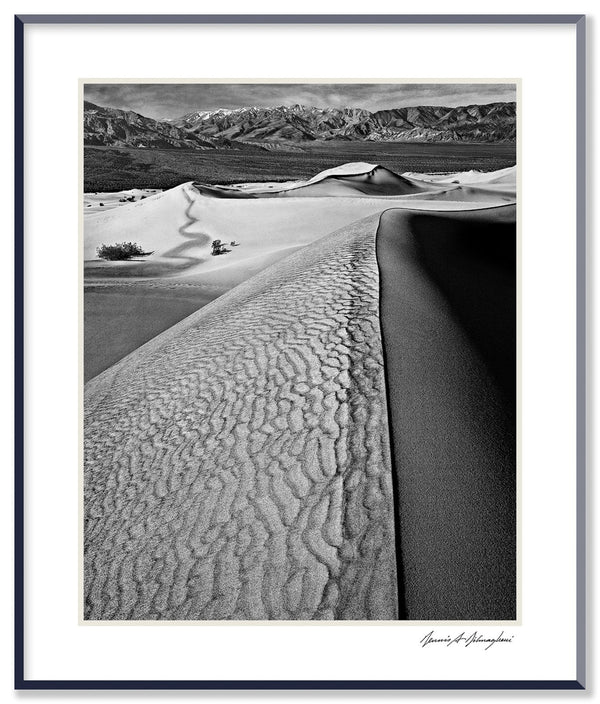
420, 630, 514, 651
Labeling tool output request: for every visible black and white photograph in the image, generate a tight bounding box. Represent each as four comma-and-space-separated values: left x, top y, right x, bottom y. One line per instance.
82, 81, 517, 622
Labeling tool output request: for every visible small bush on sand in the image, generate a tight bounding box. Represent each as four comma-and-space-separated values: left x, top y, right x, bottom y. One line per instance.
211, 239, 230, 256
96, 242, 146, 261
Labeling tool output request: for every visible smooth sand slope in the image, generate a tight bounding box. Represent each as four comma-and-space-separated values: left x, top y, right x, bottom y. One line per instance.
84, 213, 398, 620
377, 206, 516, 620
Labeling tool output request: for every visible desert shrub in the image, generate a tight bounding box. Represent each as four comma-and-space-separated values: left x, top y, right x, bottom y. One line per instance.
96, 242, 145, 261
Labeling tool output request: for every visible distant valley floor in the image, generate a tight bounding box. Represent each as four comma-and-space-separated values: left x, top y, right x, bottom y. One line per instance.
84, 142, 516, 192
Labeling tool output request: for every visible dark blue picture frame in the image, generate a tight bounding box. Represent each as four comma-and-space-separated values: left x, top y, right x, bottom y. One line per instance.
14, 13, 587, 691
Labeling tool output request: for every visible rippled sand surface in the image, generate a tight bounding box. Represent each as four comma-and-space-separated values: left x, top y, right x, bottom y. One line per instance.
85, 214, 398, 620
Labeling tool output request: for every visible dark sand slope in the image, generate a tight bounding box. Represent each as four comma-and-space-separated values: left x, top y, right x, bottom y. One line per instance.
84, 214, 397, 620
377, 206, 516, 620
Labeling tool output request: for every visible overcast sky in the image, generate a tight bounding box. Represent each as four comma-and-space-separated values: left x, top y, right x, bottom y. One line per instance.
84, 83, 516, 120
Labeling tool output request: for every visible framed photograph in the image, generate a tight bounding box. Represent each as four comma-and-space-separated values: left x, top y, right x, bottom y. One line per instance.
15, 14, 586, 690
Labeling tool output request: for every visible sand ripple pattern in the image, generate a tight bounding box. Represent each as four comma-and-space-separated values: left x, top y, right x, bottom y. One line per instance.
84, 214, 398, 620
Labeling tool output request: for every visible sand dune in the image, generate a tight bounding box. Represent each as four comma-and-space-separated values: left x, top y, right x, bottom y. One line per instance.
84, 202, 517, 621
403, 165, 517, 198
84, 164, 515, 284
84, 213, 398, 621
84, 165, 515, 379
403, 165, 516, 185
85, 186, 415, 282
84, 183, 198, 270
197, 163, 430, 198
84, 188, 162, 213
84, 164, 517, 620
194, 162, 517, 200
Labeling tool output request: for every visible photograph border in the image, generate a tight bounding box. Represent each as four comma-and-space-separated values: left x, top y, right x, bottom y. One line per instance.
14, 13, 586, 691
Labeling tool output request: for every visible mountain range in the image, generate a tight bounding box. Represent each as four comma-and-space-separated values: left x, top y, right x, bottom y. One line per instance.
84, 100, 516, 150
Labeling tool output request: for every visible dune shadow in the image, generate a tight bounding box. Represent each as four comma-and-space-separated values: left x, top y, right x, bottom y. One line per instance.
408, 208, 516, 407
376, 205, 516, 621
